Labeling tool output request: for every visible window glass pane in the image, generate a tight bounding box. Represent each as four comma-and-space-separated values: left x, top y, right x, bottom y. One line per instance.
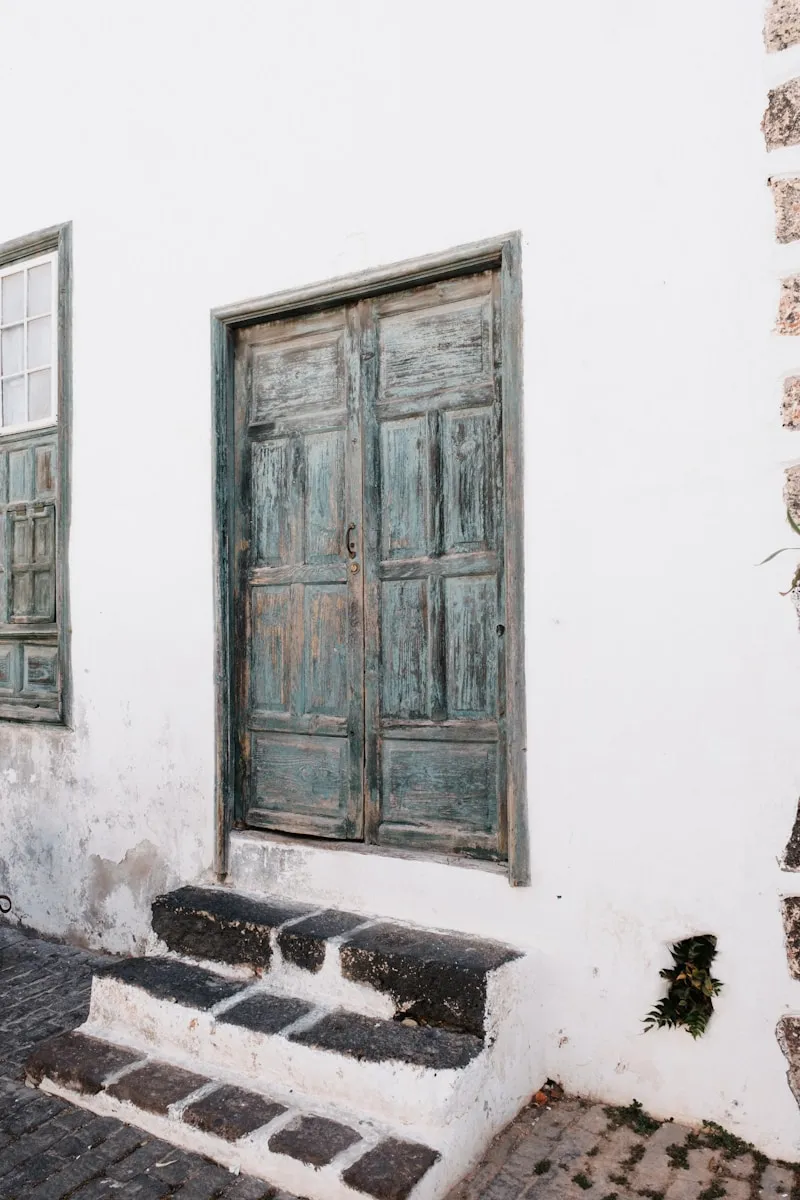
28, 369, 51, 421
27, 316, 50, 370
27, 263, 51, 318
2, 377, 25, 426
1, 325, 23, 377
1, 273, 24, 326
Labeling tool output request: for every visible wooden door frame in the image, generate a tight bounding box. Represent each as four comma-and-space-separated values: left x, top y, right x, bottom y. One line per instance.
211, 232, 530, 886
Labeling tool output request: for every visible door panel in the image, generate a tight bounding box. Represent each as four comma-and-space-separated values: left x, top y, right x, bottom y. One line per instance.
442, 409, 495, 553
444, 575, 498, 719
305, 431, 346, 563
380, 579, 429, 719
251, 439, 299, 566
381, 740, 498, 840
248, 732, 350, 827
249, 586, 291, 712
362, 270, 507, 856
379, 418, 428, 560
234, 307, 364, 839
250, 332, 342, 421
378, 295, 492, 394
305, 585, 348, 714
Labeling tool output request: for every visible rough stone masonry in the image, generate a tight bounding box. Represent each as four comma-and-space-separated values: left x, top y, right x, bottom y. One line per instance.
766, 0, 800, 1133
766, 0, 800, 53
765, 77, 800, 149
781, 376, 800, 428
770, 178, 800, 243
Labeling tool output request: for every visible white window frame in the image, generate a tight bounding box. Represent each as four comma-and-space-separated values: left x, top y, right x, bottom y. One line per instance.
0, 250, 59, 437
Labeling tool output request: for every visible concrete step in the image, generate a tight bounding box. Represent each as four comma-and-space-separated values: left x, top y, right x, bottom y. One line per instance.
85, 956, 485, 1127
150, 886, 520, 1037
25, 1029, 444, 1200
24, 889, 543, 1199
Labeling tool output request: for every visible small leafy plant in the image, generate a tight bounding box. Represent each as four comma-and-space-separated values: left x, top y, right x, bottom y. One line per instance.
699, 1121, 753, 1160
604, 1099, 661, 1136
665, 1144, 690, 1170
622, 1144, 646, 1170
759, 508, 800, 594
644, 935, 722, 1039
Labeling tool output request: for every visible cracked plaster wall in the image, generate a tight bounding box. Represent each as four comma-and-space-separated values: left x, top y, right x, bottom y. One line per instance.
0, 710, 211, 953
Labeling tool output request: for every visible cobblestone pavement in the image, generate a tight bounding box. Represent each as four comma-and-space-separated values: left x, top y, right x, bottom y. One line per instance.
450, 1089, 797, 1200
0, 921, 795, 1200
0, 921, 293, 1199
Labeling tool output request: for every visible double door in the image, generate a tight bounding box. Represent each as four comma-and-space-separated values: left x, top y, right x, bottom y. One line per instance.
233, 269, 508, 858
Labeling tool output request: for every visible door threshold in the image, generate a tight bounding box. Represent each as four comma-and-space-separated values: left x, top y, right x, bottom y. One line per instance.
227, 826, 507, 877
223, 827, 520, 943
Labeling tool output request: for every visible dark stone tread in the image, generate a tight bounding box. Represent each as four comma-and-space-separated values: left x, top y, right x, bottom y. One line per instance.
268, 1114, 360, 1166
277, 909, 365, 973
342, 1137, 440, 1200
339, 923, 519, 1037
150, 888, 521, 1037
25, 1031, 143, 1095
218, 991, 313, 1035
106, 1062, 210, 1114
289, 1009, 482, 1069
152, 886, 313, 969
183, 1084, 286, 1141
98, 956, 248, 1011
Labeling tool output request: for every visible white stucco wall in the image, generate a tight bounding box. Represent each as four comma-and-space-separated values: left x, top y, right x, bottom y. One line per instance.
0, 0, 798, 1158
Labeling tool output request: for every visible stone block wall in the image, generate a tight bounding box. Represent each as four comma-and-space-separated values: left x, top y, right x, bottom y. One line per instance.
771, 178, 800, 242
766, 0, 800, 53
782, 376, 800, 427
763, 0, 800, 1119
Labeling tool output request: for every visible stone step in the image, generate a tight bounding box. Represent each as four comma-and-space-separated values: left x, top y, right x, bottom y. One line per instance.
24, 888, 543, 1199
86, 956, 486, 1127
25, 1029, 444, 1200
151, 886, 520, 1037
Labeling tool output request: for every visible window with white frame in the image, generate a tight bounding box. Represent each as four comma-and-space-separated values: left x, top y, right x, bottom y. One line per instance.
0, 227, 70, 725
0, 253, 57, 431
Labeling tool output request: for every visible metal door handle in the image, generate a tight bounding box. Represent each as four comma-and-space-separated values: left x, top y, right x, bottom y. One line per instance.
345, 523, 357, 558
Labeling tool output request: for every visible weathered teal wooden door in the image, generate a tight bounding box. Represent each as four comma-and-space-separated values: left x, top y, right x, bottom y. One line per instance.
361, 271, 505, 857
233, 306, 364, 838
233, 269, 506, 857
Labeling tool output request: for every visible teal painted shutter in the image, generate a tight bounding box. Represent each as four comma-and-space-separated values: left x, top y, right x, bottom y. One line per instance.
362, 271, 507, 857
234, 306, 364, 838
0, 432, 61, 721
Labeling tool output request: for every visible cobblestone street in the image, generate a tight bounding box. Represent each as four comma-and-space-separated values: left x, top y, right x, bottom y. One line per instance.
452, 1091, 797, 1200
0, 922, 287, 1199
0, 921, 796, 1200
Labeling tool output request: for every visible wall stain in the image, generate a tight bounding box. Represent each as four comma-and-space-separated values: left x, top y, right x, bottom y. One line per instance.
85, 839, 168, 950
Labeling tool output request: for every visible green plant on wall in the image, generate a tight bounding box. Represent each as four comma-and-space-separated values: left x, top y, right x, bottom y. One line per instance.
644, 935, 722, 1039
759, 508, 800, 593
